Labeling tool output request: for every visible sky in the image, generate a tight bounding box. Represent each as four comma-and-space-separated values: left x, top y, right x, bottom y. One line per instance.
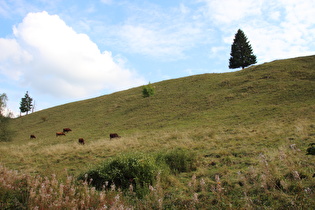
1, 0, 315, 116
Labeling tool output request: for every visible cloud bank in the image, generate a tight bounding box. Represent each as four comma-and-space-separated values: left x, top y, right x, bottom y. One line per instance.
97, 0, 315, 63
200, 0, 315, 62
0, 11, 146, 99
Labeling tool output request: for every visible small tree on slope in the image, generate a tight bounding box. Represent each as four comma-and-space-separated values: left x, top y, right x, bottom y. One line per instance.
229, 29, 257, 69
19, 91, 33, 115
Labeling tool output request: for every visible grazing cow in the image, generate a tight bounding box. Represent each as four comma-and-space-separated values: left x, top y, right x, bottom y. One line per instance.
56, 132, 66, 137
110, 133, 120, 139
63, 128, 72, 133
78, 138, 85, 145
30, 135, 36, 139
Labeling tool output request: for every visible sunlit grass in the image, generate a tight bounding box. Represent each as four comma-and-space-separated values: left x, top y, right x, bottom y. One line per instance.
1, 55, 315, 208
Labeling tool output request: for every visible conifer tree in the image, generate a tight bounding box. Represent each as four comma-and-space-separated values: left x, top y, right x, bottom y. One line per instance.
20, 91, 33, 115
229, 29, 257, 69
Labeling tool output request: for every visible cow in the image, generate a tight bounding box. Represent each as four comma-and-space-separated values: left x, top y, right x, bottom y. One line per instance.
30, 135, 36, 139
78, 138, 85, 145
56, 132, 66, 137
63, 128, 72, 133
110, 133, 120, 139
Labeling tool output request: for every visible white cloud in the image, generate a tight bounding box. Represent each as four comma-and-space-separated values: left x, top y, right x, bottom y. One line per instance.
208, 0, 315, 63
250, 1, 315, 62
200, 0, 263, 25
0, 38, 32, 80
98, 0, 313, 64
99, 3, 208, 60
0, 11, 146, 98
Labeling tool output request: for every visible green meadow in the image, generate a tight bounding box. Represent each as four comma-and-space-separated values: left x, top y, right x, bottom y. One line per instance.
1, 55, 315, 209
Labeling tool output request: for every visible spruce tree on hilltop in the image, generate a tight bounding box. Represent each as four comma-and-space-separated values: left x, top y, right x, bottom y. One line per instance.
229, 29, 257, 69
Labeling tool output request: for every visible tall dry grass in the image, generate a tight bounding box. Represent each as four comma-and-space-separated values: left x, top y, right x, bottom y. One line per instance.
1, 140, 314, 209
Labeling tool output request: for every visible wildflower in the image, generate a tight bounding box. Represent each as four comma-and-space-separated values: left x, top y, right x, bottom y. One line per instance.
193, 193, 199, 203
158, 198, 163, 209
292, 171, 300, 180
200, 178, 206, 186
115, 194, 120, 202
149, 185, 155, 192
304, 187, 311, 194
259, 153, 268, 166
215, 174, 220, 183
67, 175, 73, 185
129, 184, 134, 192
192, 174, 197, 188
100, 191, 106, 202
199, 178, 206, 192
59, 183, 64, 196
111, 183, 116, 191
91, 187, 96, 195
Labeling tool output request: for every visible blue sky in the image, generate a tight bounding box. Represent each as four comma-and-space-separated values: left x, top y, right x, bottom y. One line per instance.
1, 0, 315, 116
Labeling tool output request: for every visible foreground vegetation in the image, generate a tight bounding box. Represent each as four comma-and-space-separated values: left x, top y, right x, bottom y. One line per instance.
1, 55, 315, 209
1, 137, 315, 209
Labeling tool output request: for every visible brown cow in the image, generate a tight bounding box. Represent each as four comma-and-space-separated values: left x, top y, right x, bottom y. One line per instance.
30, 135, 36, 139
63, 128, 72, 133
78, 138, 85, 145
110, 133, 120, 139
56, 132, 66, 137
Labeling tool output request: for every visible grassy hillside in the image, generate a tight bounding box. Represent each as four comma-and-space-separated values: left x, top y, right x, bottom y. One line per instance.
9, 55, 315, 134
1, 55, 315, 208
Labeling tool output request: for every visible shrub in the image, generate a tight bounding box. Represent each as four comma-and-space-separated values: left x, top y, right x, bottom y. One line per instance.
79, 153, 159, 198
0, 116, 13, 142
157, 148, 197, 174
0, 186, 27, 209
142, 83, 155, 98
306, 145, 315, 155
0, 169, 29, 209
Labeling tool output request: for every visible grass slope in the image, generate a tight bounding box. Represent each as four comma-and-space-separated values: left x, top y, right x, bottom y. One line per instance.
1, 55, 315, 177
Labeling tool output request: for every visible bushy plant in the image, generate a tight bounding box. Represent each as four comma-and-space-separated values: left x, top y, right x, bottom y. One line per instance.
0, 166, 29, 209
157, 148, 197, 174
142, 83, 155, 98
79, 153, 159, 198
306, 145, 315, 155
0, 181, 28, 209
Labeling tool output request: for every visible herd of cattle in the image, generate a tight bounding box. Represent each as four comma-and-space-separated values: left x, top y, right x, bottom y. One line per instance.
30, 128, 120, 145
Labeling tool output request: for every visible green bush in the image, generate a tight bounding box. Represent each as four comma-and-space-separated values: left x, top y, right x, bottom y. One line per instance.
142, 83, 155, 98
157, 148, 197, 174
78, 149, 198, 198
306, 146, 315, 155
79, 153, 158, 198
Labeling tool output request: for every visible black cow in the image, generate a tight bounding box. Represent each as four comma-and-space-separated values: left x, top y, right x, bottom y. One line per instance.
30, 135, 36, 139
63, 128, 72, 133
110, 133, 120, 139
78, 138, 85, 145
